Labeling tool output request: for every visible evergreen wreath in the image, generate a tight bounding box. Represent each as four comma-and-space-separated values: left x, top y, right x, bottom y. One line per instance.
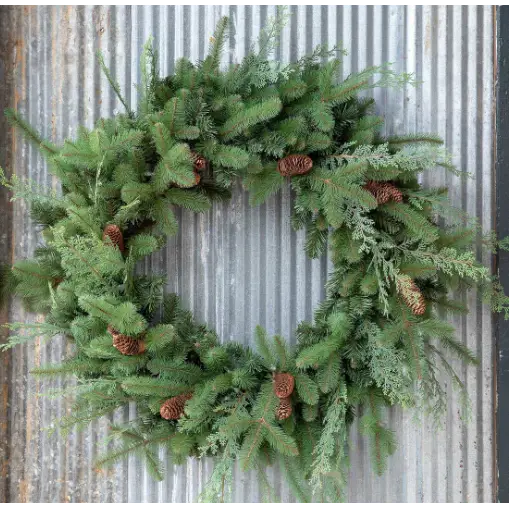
1, 14, 508, 502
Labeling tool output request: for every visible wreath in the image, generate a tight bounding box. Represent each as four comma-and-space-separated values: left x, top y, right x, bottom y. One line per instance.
1, 15, 507, 503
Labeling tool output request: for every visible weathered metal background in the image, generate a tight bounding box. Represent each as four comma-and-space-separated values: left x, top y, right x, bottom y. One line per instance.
0, 5, 496, 503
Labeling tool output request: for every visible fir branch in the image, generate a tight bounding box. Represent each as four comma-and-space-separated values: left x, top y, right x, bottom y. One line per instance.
97, 51, 132, 116
386, 133, 444, 145
5, 108, 58, 155
219, 98, 283, 140
1, 322, 67, 351
202, 16, 230, 75
139, 36, 158, 115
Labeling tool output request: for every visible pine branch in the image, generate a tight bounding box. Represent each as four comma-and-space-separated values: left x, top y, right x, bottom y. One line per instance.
5, 108, 58, 155
121, 376, 190, 397
97, 51, 132, 116
202, 16, 230, 75
219, 98, 282, 140
387, 133, 443, 146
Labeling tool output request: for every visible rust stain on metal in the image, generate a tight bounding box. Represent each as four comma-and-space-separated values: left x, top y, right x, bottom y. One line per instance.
0, 7, 20, 502
18, 479, 28, 503
1, 381, 9, 478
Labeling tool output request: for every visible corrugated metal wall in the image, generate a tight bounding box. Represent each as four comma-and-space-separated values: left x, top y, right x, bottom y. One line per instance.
0, 5, 496, 503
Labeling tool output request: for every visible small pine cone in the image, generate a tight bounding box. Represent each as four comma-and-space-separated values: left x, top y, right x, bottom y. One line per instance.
276, 397, 292, 420
397, 276, 426, 316
108, 326, 145, 355
277, 154, 313, 177
160, 393, 193, 420
103, 224, 124, 252
191, 152, 207, 171
273, 372, 295, 399
364, 181, 403, 205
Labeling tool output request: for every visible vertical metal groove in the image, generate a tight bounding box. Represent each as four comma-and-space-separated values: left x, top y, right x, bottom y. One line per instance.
0, 5, 496, 502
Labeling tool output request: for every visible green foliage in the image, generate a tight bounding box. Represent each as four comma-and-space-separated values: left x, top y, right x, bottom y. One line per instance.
153, 143, 195, 189
219, 97, 283, 140
78, 295, 147, 335
0, 13, 506, 504
5, 108, 57, 155
244, 163, 284, 205
97, 51, 133, 116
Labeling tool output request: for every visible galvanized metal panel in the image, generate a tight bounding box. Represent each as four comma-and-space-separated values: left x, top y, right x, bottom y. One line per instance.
0, 5, 496, 502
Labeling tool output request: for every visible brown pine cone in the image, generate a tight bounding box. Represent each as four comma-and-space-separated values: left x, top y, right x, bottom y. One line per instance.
277, 154, 313, 177
191, 152, 207, 171
364, 181, 403, 205
160, 393, 193, 420
276, 397, 292, 420
273, 372, 295, 399
108, 325, 145, 355
396, 275, 426, 316
102, 224, 125, 252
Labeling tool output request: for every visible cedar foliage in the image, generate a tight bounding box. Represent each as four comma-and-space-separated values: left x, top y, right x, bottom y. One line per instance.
1, 10, 507, 503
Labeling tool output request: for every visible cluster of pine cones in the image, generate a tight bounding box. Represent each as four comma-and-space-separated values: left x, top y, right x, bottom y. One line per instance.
273, 372, 295, 420
102, 164, 421, 428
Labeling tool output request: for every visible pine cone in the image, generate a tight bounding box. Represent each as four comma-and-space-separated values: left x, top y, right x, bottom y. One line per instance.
108, 325, 145, 355
277, 154, 313, 177
102, 224, 125, 252
191, 152, 207, 171
276, 397, 292, 420
364, 181, 403, 205
396, 276, 426, 316
160, 393, 193, 420
273, 372, 295, 399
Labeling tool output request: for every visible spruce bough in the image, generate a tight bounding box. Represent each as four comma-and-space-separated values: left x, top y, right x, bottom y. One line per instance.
1, 15, 507, 502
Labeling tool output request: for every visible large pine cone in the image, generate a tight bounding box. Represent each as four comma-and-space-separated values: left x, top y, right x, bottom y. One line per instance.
273, 372, 295, 399
277, 155, 313, 177
103, 224, 125, 252
108, 325, 145, 355
364, 181, 403, 205
396, 276, 426, 316
160, 393, 193, 420
276, 397, 292, 420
